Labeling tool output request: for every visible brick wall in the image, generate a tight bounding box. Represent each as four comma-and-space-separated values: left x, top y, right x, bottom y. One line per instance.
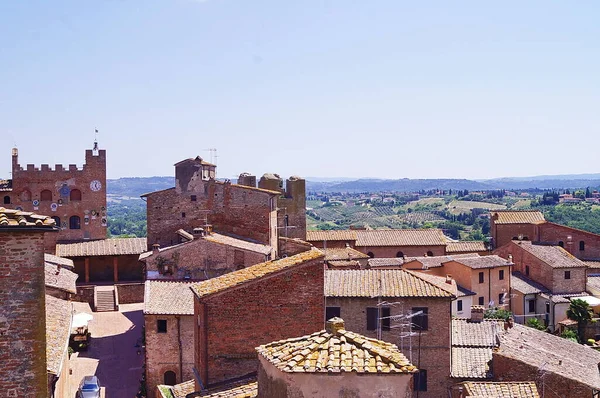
144, 238, 269, 280
116, 283, 145, 304
356, 245, 446, 258
145, 314, 194, 398
8, 148, 107, 251
0, 231, 48, 398
325, 296, 452, 398
492, 223, 538, 250
493, 352, 592, 398
194, 257, 324, 387
538, 222, 600, 260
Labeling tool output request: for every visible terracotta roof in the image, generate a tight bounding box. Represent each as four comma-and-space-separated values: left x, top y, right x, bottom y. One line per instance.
491, 210, 545, 225
0, 179, 11, 192
584, 260, 600, 269
158, 378, 258, 398
256, 318, 417, 374
496, 323, 600, 390
45, 295, 72, 376
306, 230, 357, 242
191, 248, 324, 299
408, 271, 458, 296
56, 237, 147, 257
328, 260, 361, 268
368, 258, 405, 268
325, 269, 455, 298
451, 347, 492, 379
0, 207, 57, 229
355, 229, 447, 247
446, 255, 513, 269
321, 247, 369, 261
452, 319, 503, 348
403, 253, 481, 270
176, 229, 194, 241
462, 381, 540, 398
446, 241, 487, 253
512, 241, 587, 269
144, 280, 196, 315
45, 262, 78, 294
587, 276, 600, 292
511, 272, 549, 295
44, 253, 74, 269
203, 233, 273, 256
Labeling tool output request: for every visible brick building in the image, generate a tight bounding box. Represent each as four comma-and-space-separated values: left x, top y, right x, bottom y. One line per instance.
144, 280, 196, 398
3, 145, 107, 251
140, 231, 273, 280
255, 317, 416, 398
143, 157, 306, 255
0, 207, 57, 398
191, 248, 324, 389
324, 269, 454, 398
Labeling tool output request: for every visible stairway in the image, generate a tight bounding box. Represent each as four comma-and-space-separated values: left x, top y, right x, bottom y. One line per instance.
95, 286, 117, 312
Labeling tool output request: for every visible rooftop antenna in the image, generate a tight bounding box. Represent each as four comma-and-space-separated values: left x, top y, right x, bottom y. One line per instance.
204, 148, 217, 165
93, 128, 99, 154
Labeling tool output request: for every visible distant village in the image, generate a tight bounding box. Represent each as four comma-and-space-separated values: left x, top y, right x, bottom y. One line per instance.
3, 143, 600, 398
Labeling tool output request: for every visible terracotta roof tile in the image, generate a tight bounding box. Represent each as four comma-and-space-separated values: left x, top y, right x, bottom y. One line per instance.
44, 253, 74, 269
0, 179, 12, 192
157, 378, 258, 398
587, 276, 600, 292
56, 237, 147, 257
0, 207, 56, 229
327, 260, 361, 268
203, 233, 273, 256
45, 263, 78, 294
144, 280, 196, 315
257, 318, 417, 374
446, 255, 513, 269
452, 319, 503, 347
463, 381, 540, 398
321, 247, 369, 261
191, 248, 324, 299
368, 258, 405, 268
511, 272, 549, 295
451, 347, 492, 379
446, 241, 487, 253
355, 229, 447, 247
306, 230, 358, 242
512, 241, 587, 268
491, 210, 545, 224
325, 269, 455, 298
45, 295, 71, 375
401, 254, 481, 269
584, 260, 600, 269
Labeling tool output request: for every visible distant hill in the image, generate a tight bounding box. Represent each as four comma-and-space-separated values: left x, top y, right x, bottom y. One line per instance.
107, 177, 174, 198
307, 178, 493, 193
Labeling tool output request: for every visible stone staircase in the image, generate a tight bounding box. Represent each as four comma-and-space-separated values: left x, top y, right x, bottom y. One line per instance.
94, 286, 117, 312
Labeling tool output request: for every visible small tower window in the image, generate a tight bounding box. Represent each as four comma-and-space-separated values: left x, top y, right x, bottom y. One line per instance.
558, 241, 564, 248
580, 241, 585, 251
52, 216, 61, 227
426, 251, 433, 257
20, 189, 31, 201
3, 195, 10, 205
367, 252, 374, 258
396, 251, 404, 258
69, 215, 81, 230
70, 189, 82, 201
164, 371, 176, 386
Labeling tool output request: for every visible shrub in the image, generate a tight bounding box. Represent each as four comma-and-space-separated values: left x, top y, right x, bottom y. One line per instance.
561, 329, 579, 343
484, 308, 512, 321
525, 318, 546, 331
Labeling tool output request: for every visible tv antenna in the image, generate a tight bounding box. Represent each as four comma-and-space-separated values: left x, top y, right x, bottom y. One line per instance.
204, 148, 218, 165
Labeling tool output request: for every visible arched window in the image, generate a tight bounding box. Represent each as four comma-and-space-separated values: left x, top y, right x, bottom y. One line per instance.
20, 189, 31, 201
367, 252, 374, 258
40, 190, 52, 201
164, 371, 176, 386
69, 216, 81, 230
52, 216, 61, 227
522, 236, 529, 241
3, 195, 10, 205
558, 241, 564, 248
426, 251, 433, 257
396, 251, 404, 258
580, 241, 585, 251
70, 189, 82, 201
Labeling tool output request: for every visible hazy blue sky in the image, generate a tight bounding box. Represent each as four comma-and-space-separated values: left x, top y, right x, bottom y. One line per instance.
1, 1, 599, 180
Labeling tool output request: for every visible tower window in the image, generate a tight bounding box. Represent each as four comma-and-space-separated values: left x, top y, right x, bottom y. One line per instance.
580, 241, 585, 251
70, 189, 82, 201
40, 190, 52, 201
3, 195, 9, 205
69, 216, 81, 230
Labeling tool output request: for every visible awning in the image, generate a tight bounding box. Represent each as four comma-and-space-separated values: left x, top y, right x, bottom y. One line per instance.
574, 296, 600, 307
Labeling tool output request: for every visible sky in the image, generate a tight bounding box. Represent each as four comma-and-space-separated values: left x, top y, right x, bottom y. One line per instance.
1, 1, 599, 181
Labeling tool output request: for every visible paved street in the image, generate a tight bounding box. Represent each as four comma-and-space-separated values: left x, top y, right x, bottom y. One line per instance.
70, 302, 145, 398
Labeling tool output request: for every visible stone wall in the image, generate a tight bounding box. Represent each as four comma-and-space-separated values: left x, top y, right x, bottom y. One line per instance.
538, 222, 600, 260
0, 231, 48, 397
194, 256, 325, 387
116, 283, 145, 304
357, 245, 446, 258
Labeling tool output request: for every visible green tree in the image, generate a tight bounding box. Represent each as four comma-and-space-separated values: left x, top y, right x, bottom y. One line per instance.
525, 318, 545, 331
567, 299, 594, 343
560, 329, 578, 343
484, 308, 512, 321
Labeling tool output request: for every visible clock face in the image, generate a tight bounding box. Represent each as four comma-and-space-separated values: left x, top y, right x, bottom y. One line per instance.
90, 180, 102, 192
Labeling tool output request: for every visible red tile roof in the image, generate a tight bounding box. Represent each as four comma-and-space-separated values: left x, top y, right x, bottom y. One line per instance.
491, 210, 545, 224
355, 229, 447, 247
446, 241, 487, 253
56, 237, 147, 257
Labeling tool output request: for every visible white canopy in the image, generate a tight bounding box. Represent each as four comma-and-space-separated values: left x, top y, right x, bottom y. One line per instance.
72, 312, 93, 329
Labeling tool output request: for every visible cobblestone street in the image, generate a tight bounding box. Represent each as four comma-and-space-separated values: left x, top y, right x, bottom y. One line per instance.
70, 302, 145, 398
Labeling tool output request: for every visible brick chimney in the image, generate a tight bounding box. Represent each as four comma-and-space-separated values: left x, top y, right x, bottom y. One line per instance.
326, 317, 345, 335
471, 305, 485, 323
152, 243, 160, 254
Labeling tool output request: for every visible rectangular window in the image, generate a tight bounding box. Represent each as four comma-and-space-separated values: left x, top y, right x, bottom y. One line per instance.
499, 293, 505, 305
181, 212, 186, 218
191, 195, 197, 202
479, 272, 484, 284
414, 369, 427, 391
157, 319, 167, 333
326, 307, 341, 320
525, 265, 530, 276
499, 269, 505, 280
528, 300, 535, 313
366, 307, 378, 331
478, 296, 484, 306
381, 307, 391, 331
565, 271, 571, 280
411, 307, 428, 331
457, 300, 463, 312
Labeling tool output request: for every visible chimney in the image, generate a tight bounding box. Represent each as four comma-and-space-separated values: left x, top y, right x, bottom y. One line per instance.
503, 317, 514, 330
470, 305, 484, 323
152, 243, 160, 254
446, 274, 453, 284
326, 317, 345, 336
508, 254, 513, 263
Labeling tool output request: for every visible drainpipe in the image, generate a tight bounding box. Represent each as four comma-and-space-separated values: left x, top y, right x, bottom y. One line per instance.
488, 268, 492, 307
177, 316, 183, 383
